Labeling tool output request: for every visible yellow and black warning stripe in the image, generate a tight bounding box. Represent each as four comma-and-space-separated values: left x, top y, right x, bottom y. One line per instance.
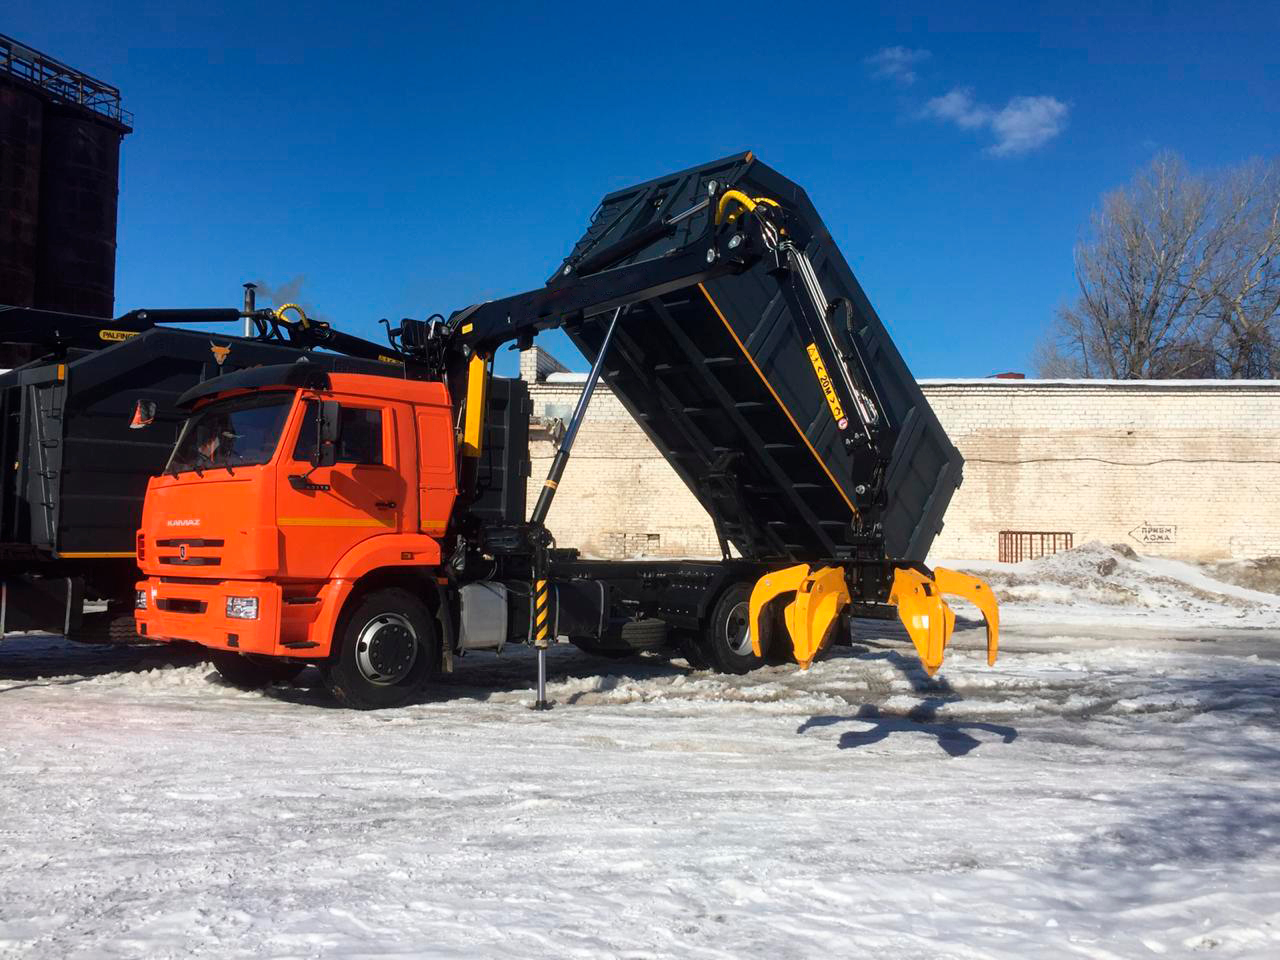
532, 578, 551, 647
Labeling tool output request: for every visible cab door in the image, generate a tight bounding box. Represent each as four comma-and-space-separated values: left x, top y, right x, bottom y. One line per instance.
275, 398, 409, 580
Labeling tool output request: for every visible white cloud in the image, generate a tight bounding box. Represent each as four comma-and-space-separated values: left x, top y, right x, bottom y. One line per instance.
988, 96, 1070, 155
922, 87, 991, 129
923, 87, 1068, 155
865, 46, 930, 86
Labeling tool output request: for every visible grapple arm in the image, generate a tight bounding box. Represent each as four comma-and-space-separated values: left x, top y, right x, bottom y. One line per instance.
750, 564, 1000, 675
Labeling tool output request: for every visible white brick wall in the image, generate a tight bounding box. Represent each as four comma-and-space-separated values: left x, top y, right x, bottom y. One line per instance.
518, 349, 1280, 562
924, 380, 1280, 561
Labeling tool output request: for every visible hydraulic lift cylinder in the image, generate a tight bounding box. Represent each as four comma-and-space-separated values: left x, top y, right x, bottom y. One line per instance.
530, 307, 623, 527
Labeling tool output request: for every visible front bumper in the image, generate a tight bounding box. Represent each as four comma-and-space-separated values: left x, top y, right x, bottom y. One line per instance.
135, 578, 283, 656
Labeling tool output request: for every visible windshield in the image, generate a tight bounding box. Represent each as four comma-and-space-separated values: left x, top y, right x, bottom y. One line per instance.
166, 392, 295, 475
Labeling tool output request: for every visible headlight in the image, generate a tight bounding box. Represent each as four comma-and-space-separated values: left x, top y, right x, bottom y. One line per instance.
225, 596, 259, 620
135, 589, 148, 611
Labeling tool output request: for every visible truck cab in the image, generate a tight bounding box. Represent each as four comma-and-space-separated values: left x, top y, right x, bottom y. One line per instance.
135, 364, 460, 707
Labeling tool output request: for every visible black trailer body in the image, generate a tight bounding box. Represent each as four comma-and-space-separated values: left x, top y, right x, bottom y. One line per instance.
0, 323, 408, 638
556, 154, 961, 565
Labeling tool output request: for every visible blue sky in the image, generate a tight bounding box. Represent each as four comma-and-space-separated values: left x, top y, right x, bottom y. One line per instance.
9, 1, 1279, 377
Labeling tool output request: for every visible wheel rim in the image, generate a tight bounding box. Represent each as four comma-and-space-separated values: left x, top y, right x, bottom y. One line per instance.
354, 613, 418, 685
723, 600, 755, 657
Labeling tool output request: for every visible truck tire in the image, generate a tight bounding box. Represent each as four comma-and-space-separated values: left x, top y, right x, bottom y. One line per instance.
320, 588, 436, 710
699, 583, 768, 675
208, 650, 304, 688
68, 611, 141, 645
673, 631, 711, 670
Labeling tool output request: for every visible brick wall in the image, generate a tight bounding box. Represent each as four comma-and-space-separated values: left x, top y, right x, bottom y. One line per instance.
924, 380, 1280, 561
527, 378, 722, 559
519, 348, 1280, 562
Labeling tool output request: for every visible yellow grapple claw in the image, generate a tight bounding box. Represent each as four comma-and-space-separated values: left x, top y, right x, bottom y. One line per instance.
749, 564, 850, 668
889, 567, 1001, 675
934, 567, 1001, 666
751, 564, 1000, 677
748, 564, 809, 658
788, 565, 850, 668
888, 568, 953, 675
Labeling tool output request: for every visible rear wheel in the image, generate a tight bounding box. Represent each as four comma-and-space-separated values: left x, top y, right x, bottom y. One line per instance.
698, 583, 769, 675
68, 610, 141, 645
208, 649, 304, 689
672, 630, 711, 670
320, 588, 436, 710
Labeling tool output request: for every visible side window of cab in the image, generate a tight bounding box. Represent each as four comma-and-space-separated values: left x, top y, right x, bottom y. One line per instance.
293, 401, 384, 465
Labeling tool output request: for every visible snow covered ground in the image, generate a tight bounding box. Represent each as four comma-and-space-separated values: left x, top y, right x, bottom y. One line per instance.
2, 545, 1279, 958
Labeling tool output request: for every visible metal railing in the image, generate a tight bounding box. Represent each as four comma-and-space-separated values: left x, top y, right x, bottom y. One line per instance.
0, 33, 132, 128
998, 530, 1074, 563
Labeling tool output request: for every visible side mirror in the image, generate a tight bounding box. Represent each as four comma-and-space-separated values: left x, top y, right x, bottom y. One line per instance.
313, 400, 340, 468
129, 398, 157, 429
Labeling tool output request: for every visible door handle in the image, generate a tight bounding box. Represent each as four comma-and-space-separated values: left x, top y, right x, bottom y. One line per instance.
375, 500, 397, 510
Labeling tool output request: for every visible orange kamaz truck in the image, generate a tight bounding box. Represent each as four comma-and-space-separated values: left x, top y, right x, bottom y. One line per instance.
134, 154, 998, 709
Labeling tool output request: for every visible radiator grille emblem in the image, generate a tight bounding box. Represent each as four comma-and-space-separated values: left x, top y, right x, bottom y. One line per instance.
178, 544, 188, 560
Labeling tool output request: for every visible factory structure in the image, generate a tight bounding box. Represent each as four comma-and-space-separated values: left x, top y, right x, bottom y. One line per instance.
519, 347, 1280, 564
0, 34, 131, 363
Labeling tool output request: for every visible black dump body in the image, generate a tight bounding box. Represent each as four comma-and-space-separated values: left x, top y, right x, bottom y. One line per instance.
559, 154, 961, 564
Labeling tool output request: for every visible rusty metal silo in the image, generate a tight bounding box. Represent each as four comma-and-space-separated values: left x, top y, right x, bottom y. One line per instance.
0, 34, 131, 323
34, 107, 124, 315
0, 79, 42, 307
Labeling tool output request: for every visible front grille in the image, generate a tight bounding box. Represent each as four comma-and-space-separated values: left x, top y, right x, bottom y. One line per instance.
155, 538, 226, 547
155, 598, 207, 614
158, 556, 221, 566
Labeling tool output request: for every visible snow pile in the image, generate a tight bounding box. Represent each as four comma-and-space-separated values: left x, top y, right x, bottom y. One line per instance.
954, 541, 1280, 628
1205, 555, 1280, 595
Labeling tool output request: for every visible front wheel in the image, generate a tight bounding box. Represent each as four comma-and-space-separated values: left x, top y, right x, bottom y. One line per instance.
320, 588, 436, 710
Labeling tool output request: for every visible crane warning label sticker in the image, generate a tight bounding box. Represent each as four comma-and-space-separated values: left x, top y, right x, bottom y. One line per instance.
1129, 522, 1177, 544
805, 342, 846, 428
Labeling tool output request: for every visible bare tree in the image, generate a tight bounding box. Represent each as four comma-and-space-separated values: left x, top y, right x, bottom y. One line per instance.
1204, 159, 1280, 378
1040, 152, 1280, 379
